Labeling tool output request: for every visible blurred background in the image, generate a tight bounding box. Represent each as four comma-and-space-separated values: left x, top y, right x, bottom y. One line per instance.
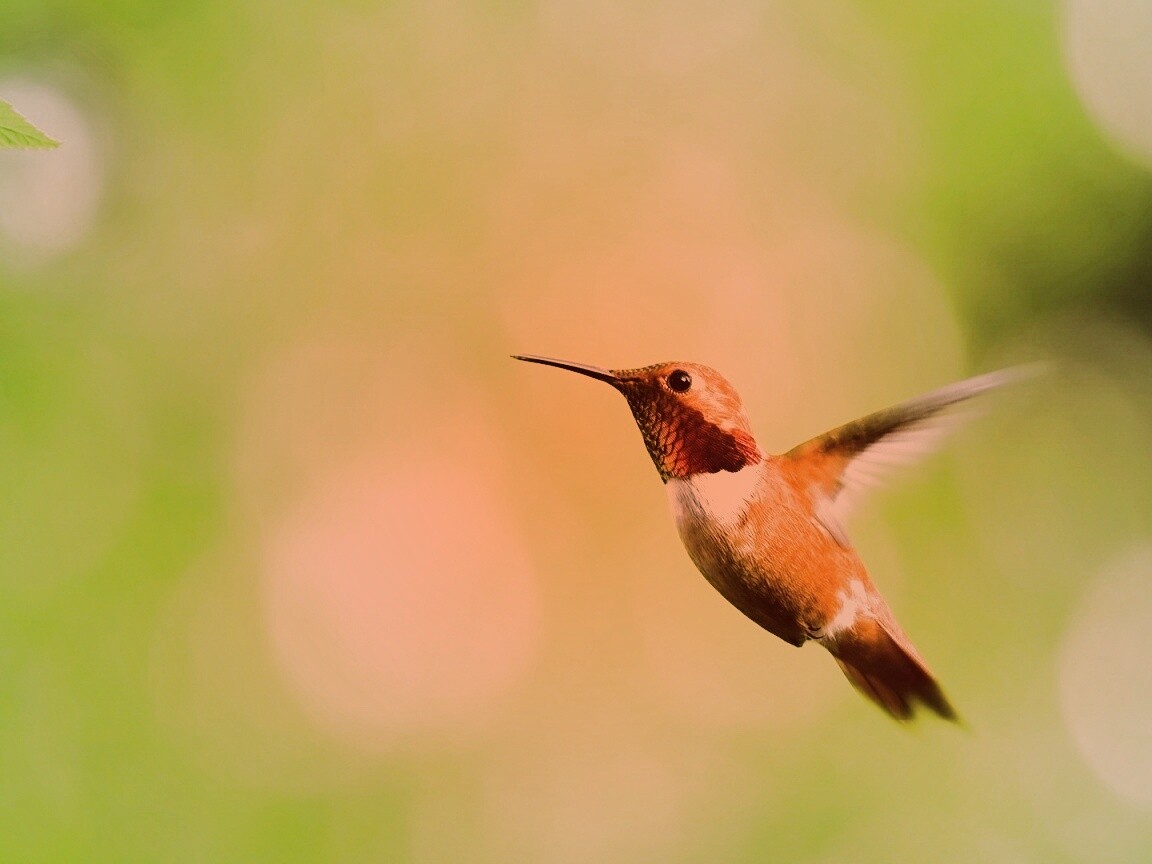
2, 0, 1152, 861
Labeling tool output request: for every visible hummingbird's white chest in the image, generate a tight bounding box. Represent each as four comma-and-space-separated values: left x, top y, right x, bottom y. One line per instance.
666, 463, 764, 530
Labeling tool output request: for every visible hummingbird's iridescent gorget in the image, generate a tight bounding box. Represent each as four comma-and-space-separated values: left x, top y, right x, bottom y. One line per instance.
613, 364, 762, 482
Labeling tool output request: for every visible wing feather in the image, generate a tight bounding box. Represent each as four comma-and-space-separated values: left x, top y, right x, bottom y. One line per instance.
786, 366, 1036, 545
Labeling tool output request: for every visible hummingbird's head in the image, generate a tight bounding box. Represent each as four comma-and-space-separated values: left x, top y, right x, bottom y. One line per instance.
514, 355, 762, 482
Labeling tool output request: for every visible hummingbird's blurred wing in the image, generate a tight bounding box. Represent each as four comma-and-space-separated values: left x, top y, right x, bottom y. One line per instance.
784, 366, 1034, 547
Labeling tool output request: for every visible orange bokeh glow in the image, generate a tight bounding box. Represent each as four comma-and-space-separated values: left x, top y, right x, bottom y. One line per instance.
262, 448, 541, 750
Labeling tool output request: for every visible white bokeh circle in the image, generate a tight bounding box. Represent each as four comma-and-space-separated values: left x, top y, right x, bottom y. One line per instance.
1064, 0, 1152, 166
1059, 545, 1152, 807
0, 78, 103, 260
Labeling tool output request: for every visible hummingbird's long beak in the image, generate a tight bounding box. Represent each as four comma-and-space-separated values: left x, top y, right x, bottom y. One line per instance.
512, 354, 622, 386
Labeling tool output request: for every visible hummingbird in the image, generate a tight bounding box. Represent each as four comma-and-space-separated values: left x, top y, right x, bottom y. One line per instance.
515, 354, 1025, 722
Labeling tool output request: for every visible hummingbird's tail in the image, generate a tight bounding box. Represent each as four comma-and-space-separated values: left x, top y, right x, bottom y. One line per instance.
826, 617, 958, 723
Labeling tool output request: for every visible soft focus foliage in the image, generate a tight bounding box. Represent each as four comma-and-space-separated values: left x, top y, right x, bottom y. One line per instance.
2, 1, 1152, 862
0, 97, 59, 148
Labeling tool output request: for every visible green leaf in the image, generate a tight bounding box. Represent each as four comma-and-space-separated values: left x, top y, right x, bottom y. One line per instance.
0, 97, 60, 149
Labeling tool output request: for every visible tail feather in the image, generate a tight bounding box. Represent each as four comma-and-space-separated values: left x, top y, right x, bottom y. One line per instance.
828, 617, 957, 723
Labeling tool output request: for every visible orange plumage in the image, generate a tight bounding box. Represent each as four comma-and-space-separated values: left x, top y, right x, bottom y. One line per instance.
516, 354, 1027, 722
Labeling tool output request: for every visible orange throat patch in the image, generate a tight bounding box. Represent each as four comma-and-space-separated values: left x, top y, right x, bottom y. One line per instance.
625, 395, 762, 481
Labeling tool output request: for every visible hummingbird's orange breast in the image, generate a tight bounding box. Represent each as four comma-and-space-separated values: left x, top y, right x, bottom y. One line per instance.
668, 458, 867, 646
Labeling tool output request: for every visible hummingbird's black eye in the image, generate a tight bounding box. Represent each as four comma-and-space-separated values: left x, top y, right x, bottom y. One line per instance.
667, 369, 692, 393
